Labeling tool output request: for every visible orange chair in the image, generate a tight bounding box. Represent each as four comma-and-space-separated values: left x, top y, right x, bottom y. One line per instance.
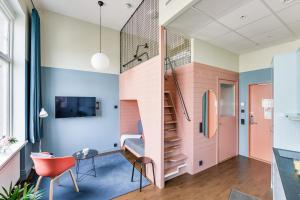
31, 153, 79, 200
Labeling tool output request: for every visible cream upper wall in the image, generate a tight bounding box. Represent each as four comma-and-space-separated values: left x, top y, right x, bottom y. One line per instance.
192, 37, 300, 72
239, 39, 300, 72
159, 0, 196, 25
40, 10, 120, 74
191, 38, 239, 72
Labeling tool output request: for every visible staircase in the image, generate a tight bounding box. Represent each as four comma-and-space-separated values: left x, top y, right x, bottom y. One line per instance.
164, 91, 187, 179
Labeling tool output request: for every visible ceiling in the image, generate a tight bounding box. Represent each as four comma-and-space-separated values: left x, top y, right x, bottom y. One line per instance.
167, 0, 300, 54
34, 0, 143, 30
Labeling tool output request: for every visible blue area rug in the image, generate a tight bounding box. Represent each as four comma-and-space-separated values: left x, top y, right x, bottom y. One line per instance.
38, 153, 150, 200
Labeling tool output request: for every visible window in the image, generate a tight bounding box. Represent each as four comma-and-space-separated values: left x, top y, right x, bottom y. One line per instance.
0, 2, 13, 138
220, 83, 235, 117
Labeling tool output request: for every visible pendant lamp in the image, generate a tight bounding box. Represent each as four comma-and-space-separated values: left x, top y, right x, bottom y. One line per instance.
91, 1, 110, 70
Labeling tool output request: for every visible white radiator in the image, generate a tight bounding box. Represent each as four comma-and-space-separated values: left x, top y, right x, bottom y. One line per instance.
0, 152, 20, 192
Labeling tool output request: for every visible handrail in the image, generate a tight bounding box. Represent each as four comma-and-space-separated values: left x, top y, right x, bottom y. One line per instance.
123, 52, 149, 68
165, 57, 191, 122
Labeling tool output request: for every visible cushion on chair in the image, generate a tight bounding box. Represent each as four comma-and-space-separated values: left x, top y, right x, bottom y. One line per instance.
124, 138, 144, 156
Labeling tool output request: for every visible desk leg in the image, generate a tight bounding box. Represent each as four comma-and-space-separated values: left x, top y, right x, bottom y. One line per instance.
92, 157, 96, 177
76, 160, 80, 180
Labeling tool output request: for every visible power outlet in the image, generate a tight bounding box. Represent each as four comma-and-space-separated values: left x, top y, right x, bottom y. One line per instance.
114, 143, 118, 147
199, 160, 203, 166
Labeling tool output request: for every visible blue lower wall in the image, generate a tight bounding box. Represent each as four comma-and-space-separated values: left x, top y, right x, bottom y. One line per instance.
41, 67, 119, 156
239, 68, 273, 157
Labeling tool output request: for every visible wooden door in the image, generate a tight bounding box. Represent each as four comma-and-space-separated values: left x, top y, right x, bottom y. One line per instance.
249, 84, 273, 163
218, 80, 238, 163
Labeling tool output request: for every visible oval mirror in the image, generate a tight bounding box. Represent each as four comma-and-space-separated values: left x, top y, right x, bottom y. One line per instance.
202, 90, 218, 138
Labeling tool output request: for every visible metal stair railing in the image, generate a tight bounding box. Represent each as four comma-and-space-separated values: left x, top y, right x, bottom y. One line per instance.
165, 57, 191, 122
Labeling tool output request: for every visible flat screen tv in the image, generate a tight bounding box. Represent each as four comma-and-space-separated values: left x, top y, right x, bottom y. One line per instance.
55, 96, 96, 118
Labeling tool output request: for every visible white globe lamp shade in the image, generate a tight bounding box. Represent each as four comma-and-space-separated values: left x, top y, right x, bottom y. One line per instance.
91, 52, 110, 70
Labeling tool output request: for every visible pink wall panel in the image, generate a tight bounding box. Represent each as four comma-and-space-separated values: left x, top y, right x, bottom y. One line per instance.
165, 62, 238, 175
119, 56, 164, 188
193, 62, 239, 174
120, 100, 141, 134
119, 26, 238, 185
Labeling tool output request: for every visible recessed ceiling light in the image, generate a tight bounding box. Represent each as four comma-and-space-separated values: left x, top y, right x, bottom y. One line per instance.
125, 3, 133, 8
240, 15, 247, 20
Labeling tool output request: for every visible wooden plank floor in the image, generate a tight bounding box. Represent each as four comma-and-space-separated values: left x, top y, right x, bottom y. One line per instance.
117, 150, 272, 200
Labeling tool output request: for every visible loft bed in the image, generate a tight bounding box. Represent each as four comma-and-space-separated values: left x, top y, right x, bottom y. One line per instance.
120, 120, 144, 157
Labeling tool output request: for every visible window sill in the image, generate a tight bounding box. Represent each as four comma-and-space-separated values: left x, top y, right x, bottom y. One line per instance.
0, 141, 27, 170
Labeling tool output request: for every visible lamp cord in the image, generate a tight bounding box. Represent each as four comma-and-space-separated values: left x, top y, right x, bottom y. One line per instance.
100, 3, 102, 53
30, 0, 35, 9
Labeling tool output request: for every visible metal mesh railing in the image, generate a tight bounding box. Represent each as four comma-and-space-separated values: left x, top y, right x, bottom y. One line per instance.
166, 30, 191, 68
120, 0, 159, 73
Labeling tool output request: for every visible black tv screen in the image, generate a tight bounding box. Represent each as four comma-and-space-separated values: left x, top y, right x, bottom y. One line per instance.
55, 96, 96, 118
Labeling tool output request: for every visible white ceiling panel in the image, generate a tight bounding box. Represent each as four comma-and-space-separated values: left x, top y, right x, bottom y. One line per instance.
214, 32, 247, 44
207, 32, 255, 50
218, 0, 271, 29
277, 2, 300, 23
193, 0, 252, 19
263, 0, 300, 12
288, 21, 300, 36
192, 22, 231, 40
166, 0, 300, 54
251, 26, 293, 44
168, 8, 212, 36
236, 15, 283, 38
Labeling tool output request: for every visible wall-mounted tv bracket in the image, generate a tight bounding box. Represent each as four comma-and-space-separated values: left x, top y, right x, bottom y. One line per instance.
96, 101, 100, 110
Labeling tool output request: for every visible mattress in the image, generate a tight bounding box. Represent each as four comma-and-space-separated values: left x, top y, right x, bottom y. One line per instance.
124, 138, 144, 156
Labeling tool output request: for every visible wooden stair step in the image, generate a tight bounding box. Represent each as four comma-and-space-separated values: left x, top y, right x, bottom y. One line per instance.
164, 161, 186, 171
164, 112, 174, 115
164, 146, 180, 154
164, 121, 177, 124
164, 143, 180, 148
164, 105, 173, 108
164, 162, 187, 178
165, 154, 187, 162
164, 128, 176, 131
165, 136, 181, 142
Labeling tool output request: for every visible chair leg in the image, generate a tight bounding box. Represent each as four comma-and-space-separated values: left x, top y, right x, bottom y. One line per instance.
49, 179, 54, 200
140, 164, 143, 192
56, 177, 60, 186
151, 162, 156, 186
69, 169, 79, 192
35, 176, 43, 193
131, 161, 136, 182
